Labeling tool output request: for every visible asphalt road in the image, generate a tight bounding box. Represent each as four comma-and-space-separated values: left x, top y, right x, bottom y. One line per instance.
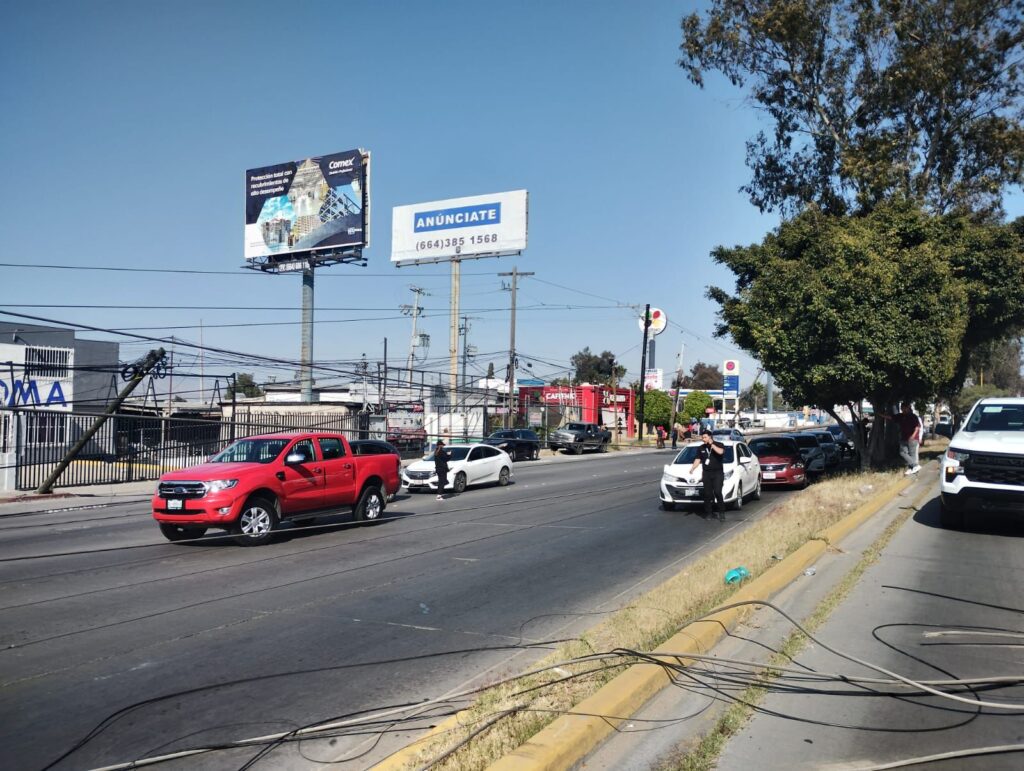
0, 449, 791, 771
716, 494, 1024, 771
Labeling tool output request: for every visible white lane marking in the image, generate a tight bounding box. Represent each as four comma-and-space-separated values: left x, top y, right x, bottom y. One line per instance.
385, 621, 441, 632
453, 557, 479, 562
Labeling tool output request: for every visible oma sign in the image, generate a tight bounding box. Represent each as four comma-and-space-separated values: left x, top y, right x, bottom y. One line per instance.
0, 379, 69, 408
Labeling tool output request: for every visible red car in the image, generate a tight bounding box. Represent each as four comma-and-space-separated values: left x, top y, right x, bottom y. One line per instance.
747, 435, 808, 489
152, 432, 401, 545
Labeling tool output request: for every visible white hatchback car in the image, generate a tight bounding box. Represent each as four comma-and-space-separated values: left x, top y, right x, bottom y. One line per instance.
659, 440, 762, 511
402, 443, 513, 494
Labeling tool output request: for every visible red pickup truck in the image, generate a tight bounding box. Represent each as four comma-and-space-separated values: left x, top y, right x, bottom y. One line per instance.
152, 432, 401, 545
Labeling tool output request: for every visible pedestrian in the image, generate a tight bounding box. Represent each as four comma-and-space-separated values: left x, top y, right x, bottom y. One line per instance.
883, 402, 922, 475
690, 428, 726, 522
656, 425, 665, 449
433, 439, 451, 500
672, 422, 682, 450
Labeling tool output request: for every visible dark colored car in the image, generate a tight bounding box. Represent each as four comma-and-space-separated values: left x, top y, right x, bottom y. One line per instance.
825, 423, 856, 458
747, 436, 808, 489
483, 429, 541, 461
811, 431, 841, 469
785, 432, 827, 474
349, 439, 401, 457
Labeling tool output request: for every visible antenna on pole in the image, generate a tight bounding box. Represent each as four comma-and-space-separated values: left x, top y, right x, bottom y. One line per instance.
401, 285, 429, 386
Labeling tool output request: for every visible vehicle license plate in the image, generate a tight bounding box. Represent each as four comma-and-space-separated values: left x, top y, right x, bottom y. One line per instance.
167, 499, 183, 510
763, 472, 776, 480
684, 489, 699, 497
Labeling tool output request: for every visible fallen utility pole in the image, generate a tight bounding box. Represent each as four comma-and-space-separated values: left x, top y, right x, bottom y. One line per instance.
36, 347, 167, 494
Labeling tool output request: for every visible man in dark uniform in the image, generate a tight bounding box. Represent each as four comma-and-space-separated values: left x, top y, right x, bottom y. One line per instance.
433, 439, 450, 501
690, 428, 726, 521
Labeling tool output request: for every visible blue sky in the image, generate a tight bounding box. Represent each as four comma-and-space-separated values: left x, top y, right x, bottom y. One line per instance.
2, 1, 1020, 396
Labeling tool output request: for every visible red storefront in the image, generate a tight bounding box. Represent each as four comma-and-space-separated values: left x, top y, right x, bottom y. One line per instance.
518, 384, 636, 438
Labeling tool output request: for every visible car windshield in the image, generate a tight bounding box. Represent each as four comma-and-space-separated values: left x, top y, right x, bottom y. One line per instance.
565, 423, 587, 432
672, 445, 735, 465
813, 433, 835, 443
488, 431, 514, 439
965, 404, 1024, 432
211, 438, 289, 464
426, 446, 473, 461
792, 435, 819, 448
749, 438, 797, 456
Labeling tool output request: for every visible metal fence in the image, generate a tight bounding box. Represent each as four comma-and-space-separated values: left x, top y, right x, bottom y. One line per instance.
5, 408, 360, 491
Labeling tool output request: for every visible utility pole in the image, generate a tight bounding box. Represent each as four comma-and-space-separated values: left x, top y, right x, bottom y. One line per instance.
199, 319, 205, 406
449, 260, 460, 402
499, 267, 534, 429
401, 285, 428, 385
669, 340, 685, 437
638, 304, 651, 441
37, 348, 166, 494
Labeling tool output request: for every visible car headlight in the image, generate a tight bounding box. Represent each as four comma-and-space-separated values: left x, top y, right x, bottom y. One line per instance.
724, 469, 735, 480
661, 472, 679, 484
205, 479, 238, 493
792, 462, 805, 470
945, 448, 969, 463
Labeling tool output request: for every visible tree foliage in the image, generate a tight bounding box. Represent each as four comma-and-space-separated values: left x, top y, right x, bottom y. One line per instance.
680, 0, 1024, 218
739, 380, 766, 410
682, 390, 714, 421
673, 361, 724, 390
639, 388, 673, 428
570, 347, 627, 384
226, 373, 263, 399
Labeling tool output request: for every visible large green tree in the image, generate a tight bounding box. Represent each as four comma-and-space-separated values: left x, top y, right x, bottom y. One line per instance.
682, 390, 715, 421
681, 0, 1024, 218
226, 373, 264, 399
569, 347, 627, 385
673, 361, 724, 390
639, 388, 673, 430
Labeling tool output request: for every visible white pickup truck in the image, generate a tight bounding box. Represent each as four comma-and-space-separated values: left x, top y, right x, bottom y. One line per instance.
939, 397, 1024, 528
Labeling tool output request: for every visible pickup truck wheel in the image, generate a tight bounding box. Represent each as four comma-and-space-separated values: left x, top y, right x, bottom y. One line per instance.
572, 444, 584, 455
453, 472, 467, 493
355, 485, 384, 524
600, 440, 610, 453
159, 524, 207, 542
498, 467, 510, 486
234, 497, 278, 546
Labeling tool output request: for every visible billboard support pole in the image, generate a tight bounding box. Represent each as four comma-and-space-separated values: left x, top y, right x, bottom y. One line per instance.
301, 265, 315, 404
638, 304, 651, 441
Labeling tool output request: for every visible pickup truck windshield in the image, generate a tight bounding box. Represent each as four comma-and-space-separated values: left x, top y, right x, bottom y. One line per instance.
211, 438, 289, 464
965, 404, 1024, 432
565, 423, 588, 432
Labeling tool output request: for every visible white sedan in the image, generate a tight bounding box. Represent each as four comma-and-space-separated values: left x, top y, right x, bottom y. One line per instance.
402, 443, 513, 493
659, 440, 762, 511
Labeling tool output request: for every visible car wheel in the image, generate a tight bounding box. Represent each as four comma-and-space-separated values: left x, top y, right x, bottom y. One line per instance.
453, 472, 467, 493
498, 466, 511, 486
939, 499, 965, 530
753, 478, 762, 500
159, 524, 207, 542
234, 496, 278, 546
354, 485, 384, 524
732, 484, 744, 510
660, 501, 675, 511
531, 446, 539, 460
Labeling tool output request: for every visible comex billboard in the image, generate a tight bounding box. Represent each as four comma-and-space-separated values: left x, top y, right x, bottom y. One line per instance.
245, 149, 369, 261
391, 190, 528, 264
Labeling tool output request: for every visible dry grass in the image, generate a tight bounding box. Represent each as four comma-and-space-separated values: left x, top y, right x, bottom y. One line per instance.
395, 469, 901, 771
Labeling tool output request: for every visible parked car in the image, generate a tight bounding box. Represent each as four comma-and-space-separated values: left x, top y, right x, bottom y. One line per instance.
747, 436, 807, 489
659, 440, 762, 511
811, 431, 842, 469
939, 397, 1024, 529
402, 443, 513, 494
152, 432, 402, 546
786, 432, 827, 474
825, 423, 857, 458
549, 422, 612, 454
483, 429, 541, 461
713, 427, 746, 442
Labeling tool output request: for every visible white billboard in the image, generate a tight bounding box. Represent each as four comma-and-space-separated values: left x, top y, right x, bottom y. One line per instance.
391, 190, 528, 264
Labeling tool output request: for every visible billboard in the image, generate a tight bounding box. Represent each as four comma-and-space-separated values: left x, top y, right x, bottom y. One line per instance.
245, 149, 369, 261
638, 308, 668, 336
391, 190, 528, 264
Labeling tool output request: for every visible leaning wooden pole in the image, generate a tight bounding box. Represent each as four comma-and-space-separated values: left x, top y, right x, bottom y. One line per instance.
36, 348, 166, 494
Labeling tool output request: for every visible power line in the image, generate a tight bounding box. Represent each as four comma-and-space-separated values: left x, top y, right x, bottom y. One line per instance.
0, 262, 497, 277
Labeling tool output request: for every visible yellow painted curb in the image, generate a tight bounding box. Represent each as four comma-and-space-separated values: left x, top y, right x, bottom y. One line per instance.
373, 474, 913, 771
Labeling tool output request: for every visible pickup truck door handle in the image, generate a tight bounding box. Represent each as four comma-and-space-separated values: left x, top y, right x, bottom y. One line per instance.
343, 463, 352, 469
313, 467, 323, 473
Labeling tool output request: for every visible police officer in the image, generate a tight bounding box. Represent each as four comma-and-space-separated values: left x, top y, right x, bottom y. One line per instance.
690, 428, 726, 522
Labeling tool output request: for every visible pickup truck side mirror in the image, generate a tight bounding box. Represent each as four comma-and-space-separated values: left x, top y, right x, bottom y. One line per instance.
285, 452, 306, 465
